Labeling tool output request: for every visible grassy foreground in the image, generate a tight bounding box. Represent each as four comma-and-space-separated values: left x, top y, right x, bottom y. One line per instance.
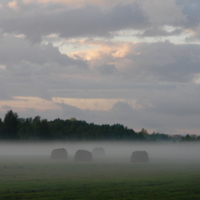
0, 156, 200, 200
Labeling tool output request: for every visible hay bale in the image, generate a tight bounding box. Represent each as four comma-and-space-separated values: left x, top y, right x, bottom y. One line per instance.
51, 148, 68, 159
74, 150, 92, 162
131, 151, 149, 163
92, 147, 105, 157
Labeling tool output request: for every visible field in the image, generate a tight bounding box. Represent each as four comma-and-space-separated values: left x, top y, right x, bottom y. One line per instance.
0, 154, 200, 200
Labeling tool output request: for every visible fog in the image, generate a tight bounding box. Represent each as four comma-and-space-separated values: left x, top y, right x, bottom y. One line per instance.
0, 141, 200, 161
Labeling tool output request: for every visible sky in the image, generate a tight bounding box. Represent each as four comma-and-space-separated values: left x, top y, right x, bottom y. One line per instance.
1, 0, 200, 135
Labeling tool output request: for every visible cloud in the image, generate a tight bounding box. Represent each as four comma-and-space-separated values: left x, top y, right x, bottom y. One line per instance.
22, 0, 135, 8
1, 0, 200, 42
69, 40, 133, 68
0, 97, 61, 112
131, 42, 200, 82
149, 85, 200, 116
7, 1, 19, 11
71, 40, 200, 83
0, 33, 88, 100
2, 96, 200, 135
173, 0, 200, 40
1, 0, 200, 135
96, 64, 117, 75
0, 3, 149, 42
176, 0, 200, 26
139, 27, 183, 37
0, 34, 87, 67
142, 0, 186, 26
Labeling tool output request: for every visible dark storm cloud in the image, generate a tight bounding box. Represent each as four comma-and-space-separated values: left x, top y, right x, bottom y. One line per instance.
0, 3, 149, 42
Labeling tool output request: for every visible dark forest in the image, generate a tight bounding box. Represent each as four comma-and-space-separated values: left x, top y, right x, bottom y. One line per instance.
0, 110, 199, 141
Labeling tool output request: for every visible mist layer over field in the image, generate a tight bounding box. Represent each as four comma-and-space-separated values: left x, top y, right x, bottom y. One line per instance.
0, 141, 200, 199
0, 141, 199, 161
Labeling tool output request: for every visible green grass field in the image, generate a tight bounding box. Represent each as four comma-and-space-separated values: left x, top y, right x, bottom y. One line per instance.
0, 155, 200, 200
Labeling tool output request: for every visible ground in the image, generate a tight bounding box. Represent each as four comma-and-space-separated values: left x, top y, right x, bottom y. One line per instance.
0, 155, 200, 199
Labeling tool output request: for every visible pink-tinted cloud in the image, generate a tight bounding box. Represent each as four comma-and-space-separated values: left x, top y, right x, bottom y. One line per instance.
23, 0, 134, 7
7, 1, 19, 11
0, 96, 61, 112
69, 40, 136, 69
52, 97, 140, 111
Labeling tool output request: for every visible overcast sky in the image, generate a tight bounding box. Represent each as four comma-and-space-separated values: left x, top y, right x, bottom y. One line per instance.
1, 0, 200, 135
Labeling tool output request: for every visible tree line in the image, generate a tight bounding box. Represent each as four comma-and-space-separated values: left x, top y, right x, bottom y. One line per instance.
0, 110, 199, 141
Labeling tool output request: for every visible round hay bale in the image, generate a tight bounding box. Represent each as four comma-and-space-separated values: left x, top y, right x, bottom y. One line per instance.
92, 147, 105, 157
74, 150, 92, 162
51, 148, 68, 159
131, 151, 149, 163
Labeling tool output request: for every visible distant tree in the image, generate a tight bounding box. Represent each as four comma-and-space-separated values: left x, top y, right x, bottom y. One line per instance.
0, 118, 3, 139
147, 132, 170, 141
140, 128, 149, 138
32, 116, 41, 137
3, 110, 19, 139
0, 110, 177, 142
39, 119, 49, 140
137, 132, 145, 140
33, 116, 41, 124
181, 134, 195, 142
70, 117, 77, 121
49, 119, 65, 139
18, 118, 34, 139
